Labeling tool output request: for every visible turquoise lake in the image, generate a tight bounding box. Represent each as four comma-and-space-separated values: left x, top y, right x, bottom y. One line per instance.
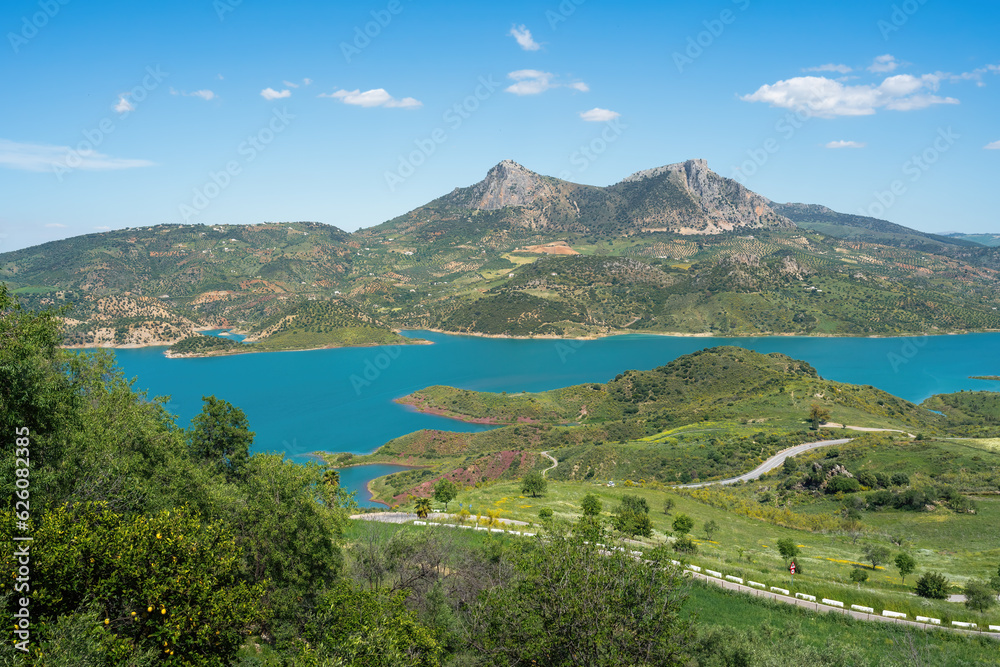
96, 330, 1000, 506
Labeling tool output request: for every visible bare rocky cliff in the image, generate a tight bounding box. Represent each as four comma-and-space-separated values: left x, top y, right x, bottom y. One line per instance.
452, 160, 556, 210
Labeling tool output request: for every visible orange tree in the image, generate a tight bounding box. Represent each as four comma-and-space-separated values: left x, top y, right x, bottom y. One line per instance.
3, 502, 266, 665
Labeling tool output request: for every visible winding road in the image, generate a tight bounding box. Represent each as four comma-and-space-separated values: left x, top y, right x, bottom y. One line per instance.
673, 424, 917, 489
674, 438, 853, 489
540, 451, 558, 477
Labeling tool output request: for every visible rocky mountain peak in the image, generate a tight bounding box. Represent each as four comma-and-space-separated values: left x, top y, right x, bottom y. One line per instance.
619, 158, 711, 185
458, 160, 553, 210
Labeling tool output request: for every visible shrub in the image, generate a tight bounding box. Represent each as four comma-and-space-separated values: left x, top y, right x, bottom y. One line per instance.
538, 508, 553, 520
825, 476, 860, 494
891, 488, 929, 511
673, 535, 697, 554
857, 471, 877, 488
671, 514, 694, 535
915, 571, 950, 599
890, 472, 910, 487
964, 579, 997, 613
849, 568, 869, 585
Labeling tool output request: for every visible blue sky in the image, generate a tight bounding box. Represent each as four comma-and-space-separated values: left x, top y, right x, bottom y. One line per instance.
2, 0, 997, 252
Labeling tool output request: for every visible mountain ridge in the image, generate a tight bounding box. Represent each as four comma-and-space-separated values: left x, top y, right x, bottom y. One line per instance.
4, 159, 1000, 348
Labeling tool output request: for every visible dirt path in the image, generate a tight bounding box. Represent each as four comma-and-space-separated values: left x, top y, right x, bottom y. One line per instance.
821, 422, 916, 439
540, 451, 558, 478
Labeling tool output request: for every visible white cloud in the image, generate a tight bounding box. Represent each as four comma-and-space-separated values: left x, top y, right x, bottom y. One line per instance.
741, 74, 959, 117
44, 223, 67, 228
804, 63, 853, 74
504, 70, 589, 96
113, 95, 134, 114
869, 54, 900, 73
0, 139, 156, 173
303, 78, 313, 86
825, 140, 866, 149
985, 141, 1000, 150
171, 88, 216, 101
579, 108, 621, 122
283, 80, 300, 88
261, 87, 292, 100
321, 88, 422, 108
509, 24, 541, 51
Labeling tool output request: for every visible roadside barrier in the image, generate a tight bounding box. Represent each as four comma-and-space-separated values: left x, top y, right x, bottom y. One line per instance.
400, 518, 1000, 634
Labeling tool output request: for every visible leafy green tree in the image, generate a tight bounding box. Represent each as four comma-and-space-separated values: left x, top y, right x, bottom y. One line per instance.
581, 493, 602, 517
307, 581, 442, 666
662, 497, 675, 514
849, 568, 869, 587
575, 515, 604, 543
894, 552, 916, 584
415, 497, 432, 519
2, 502, 266, 663
521, 470, 547, 498
433, 478, 458, 510
964, 579, 997, 613
703, 519, 719, 540
189, 395, 254, 480
915, 571, 950, 599
808, 404, 831, 430
781, 457, 797, 475
861, 543, 891, 570
470, 534, 693, 666
672, 513, 694, 536
0, 284, 75, 449
990, 562, 1000, 593
227, 453, 353, 644
538, 507, 554, 521
776, 538, 799, 563
614, 495, 653, 538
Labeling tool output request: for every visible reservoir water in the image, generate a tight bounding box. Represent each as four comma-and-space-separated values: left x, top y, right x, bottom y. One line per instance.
94, 330, 1000, 505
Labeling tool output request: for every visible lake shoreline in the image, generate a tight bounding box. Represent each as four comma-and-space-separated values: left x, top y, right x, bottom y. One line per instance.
61, 325, 993, 354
